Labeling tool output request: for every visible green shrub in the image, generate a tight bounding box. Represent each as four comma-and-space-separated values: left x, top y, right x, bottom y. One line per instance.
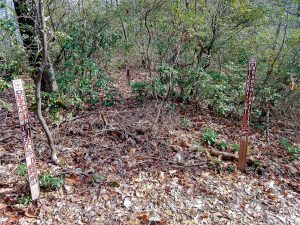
167, 102, 176, 111
280, 138, 300, 159
202, 128, 217, 146
110, 181, 120, 188
91, 175, 105, 185
39, 172, 64, 190
251, 159, 265, 175
225, 165, 236, 173
192, 141, 202, 152
180, 117, 193, 128
40, 93, 67, 112
17, 164, 28, 177
130, 81, 151, 99
0, 60, 24, 77
0, 99, 13, 112
0, 77, 12, 91
17, 195, 31, 206
207, 159, 222, 173
217, 140, 228, 150
232, 143, 240, 154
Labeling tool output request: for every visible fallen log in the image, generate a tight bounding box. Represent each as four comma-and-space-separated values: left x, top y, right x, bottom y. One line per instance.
207, 148, 255, 166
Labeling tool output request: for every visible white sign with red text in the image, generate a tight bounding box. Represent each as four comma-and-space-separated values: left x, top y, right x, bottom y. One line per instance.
13, 79, 40, 200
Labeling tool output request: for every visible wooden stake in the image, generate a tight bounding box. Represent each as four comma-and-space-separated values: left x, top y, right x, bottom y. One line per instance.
13, 79, 40, 200
237, 58, 257, 172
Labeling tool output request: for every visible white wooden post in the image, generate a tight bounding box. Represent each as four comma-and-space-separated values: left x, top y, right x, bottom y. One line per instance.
13, 79, 40, 200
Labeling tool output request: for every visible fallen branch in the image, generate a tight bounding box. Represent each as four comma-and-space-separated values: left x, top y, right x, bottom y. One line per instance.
56, 111, 98, 128
0, 136, 19, 143
285, 179, 300, 193
207, 148, 255, 166
56, 111, 107, 128
135, 156, 206, 168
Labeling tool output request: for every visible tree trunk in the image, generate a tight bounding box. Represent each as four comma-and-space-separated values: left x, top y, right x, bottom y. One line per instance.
13, 0, 58, 93
36, 0, 59, 164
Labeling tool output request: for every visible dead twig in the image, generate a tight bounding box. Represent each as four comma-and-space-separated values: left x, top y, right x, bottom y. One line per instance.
0, 136, 20, 143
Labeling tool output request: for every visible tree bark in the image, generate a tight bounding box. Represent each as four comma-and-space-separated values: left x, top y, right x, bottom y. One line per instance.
36, 0, 59, 164
13, 0, 58, 93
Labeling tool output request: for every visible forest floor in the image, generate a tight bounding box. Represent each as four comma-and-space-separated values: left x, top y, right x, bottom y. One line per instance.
0, 68, 300, 225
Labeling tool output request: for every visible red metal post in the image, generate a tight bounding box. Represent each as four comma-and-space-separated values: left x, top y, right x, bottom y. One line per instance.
237, 58, 257, 172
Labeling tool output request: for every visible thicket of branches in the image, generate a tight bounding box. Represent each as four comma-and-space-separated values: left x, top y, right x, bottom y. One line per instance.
0, 0, 299, 131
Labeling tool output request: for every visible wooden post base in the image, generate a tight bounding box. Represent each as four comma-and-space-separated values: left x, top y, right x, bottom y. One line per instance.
237, 137, 248, 172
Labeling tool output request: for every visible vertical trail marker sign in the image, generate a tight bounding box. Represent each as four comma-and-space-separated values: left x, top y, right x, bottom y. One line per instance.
237, 58, 257, 172
13, 79, 40, 200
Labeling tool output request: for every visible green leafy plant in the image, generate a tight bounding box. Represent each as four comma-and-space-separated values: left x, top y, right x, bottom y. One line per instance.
130, 81, 151, 100
17, 195, 31, 206
217, 140, 228, 150
225, 165, 236, 173
39, 172, 64, 190
57, 57, 119, 109
91, 175, 105, 185
0, 99, 13, 112
207, 159, 222, 173
251, 160, 265, 174
130, 67, 176, 101
167, 102, 176, 111
192, 141, 202, 152
0, 77, 12, 91
280, 138, 300, 159
181, 117, 193, 128
17, 164, 28, 177
110, 181, 120, 188
102, 86, 121, 106
252, 160, 262, 170
232, 143, 240, 154
202, 128, 217, 146
41, 93, 67, 111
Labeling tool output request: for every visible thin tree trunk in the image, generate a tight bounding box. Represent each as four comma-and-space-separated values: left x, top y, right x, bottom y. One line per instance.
116, 0, 130, 83
143, 1, 163, 77
36, 0, 59, 164
144, 8, 152, 77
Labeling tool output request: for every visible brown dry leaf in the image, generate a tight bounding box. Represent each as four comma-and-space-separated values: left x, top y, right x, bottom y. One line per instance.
170, 144, 183, 152
110, 190, 119, 198
128, 147, 137, 155
111, 130, 120, 137
5, 214, 20, 224
64, 174, 80, 186
137, 213, 149, 224
0, 203, 7, 210
25, 203, 40, 218
267, 193, 277, 200
102, 194, 111, 201
179, 140, 190, 148
70, 195, 85, 203
201, 213, 209, 219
